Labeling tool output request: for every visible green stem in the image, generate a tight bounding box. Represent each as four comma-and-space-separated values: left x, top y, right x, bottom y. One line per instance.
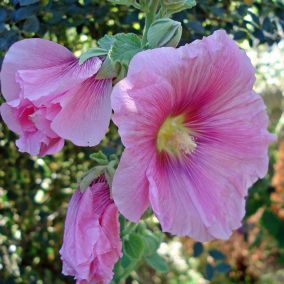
141, 0, 160, 47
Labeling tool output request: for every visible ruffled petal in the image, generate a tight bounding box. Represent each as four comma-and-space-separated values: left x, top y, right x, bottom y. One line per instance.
51, 79, 112, 147
60, 189, 101, 279
125, 30, 255, 119
60, 180, 121, 283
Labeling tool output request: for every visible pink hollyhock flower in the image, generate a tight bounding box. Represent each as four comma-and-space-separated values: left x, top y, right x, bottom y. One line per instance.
60, 176, 122, 284
111, 30, 275, 241
0, 39, 112, 156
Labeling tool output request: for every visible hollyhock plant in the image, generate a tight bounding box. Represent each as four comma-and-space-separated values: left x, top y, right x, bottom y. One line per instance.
0, 39, 112, 156
60, 175, 122, 284
111, 30, 275, 242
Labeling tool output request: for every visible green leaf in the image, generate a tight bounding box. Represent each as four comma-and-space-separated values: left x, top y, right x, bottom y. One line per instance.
110, 33, 142, 65
121, 254, 132, 268
79, 47, 108, 65
124, 233, 144, 259
145, 253, 168, 273
90, 151, 108, 165
143, 231, 160, 256
97, 35, 116, 50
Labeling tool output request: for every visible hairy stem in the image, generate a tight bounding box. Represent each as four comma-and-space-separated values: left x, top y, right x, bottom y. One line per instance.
142, 0, 161, 47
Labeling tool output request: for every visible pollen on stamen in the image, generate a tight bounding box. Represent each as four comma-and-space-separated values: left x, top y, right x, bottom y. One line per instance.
156, 114, 197, 156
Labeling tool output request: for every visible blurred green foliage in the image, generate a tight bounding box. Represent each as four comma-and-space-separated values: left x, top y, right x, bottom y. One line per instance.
0, 0, 284, 283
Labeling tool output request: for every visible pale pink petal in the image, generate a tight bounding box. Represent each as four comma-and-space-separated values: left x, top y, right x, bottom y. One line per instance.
190, 91, 275, 195
0, 103, 22, 134
146, 157, 223, 241
151, 149, 249, 240
1, 38, 73, 102
16, 132, 44, 156
111, 72, 174, 148
127, 30, 255, 111
112, 148, 150, 222
51, 79, 112, 147
16, 57, 101, 103
0, 38, 102, 102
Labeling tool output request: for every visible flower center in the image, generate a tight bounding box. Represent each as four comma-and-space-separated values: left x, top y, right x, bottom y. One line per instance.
156, 114, 196, 156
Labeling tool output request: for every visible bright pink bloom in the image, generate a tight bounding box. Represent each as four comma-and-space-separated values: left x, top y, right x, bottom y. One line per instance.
111, 30, 275, 241
60, 176, 122, 284
0, 39, 112, 156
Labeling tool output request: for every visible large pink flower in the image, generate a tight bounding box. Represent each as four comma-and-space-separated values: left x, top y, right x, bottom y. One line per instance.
60, 176, 122, 284
111, 30, 275, 241
0, 39, 112, 156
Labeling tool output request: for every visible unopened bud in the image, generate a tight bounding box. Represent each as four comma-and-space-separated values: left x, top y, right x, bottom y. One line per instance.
147, 18, 182, 48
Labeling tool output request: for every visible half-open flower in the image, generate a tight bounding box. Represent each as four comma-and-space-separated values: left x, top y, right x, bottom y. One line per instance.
0, 39, 112, 156
111, 30, 275, 241
60, 176, 121, 284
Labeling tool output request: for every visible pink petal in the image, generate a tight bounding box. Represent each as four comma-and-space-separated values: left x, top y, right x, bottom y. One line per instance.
191, 91, 275, 195
39, 138, 64, 156
127, 30, 255, 110
60, 180, 121, 283
0, 38, 102, 103
112, 148, 150, 222
111, 29, 275, 241
0, 103, 22, 134
111, 71, 174, 148
146, 157, 221, 241
147, 155, 246, 241
101, 204, 122, 257
51, 79, 112, 147
1, 38, 73, 102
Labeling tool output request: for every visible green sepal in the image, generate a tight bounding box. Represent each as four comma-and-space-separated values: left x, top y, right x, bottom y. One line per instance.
95, 55, 120, 80
79, 47, 108, 65
90, 150, 108, 165
78, 159, 117, 193
78, 166, 106, 192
